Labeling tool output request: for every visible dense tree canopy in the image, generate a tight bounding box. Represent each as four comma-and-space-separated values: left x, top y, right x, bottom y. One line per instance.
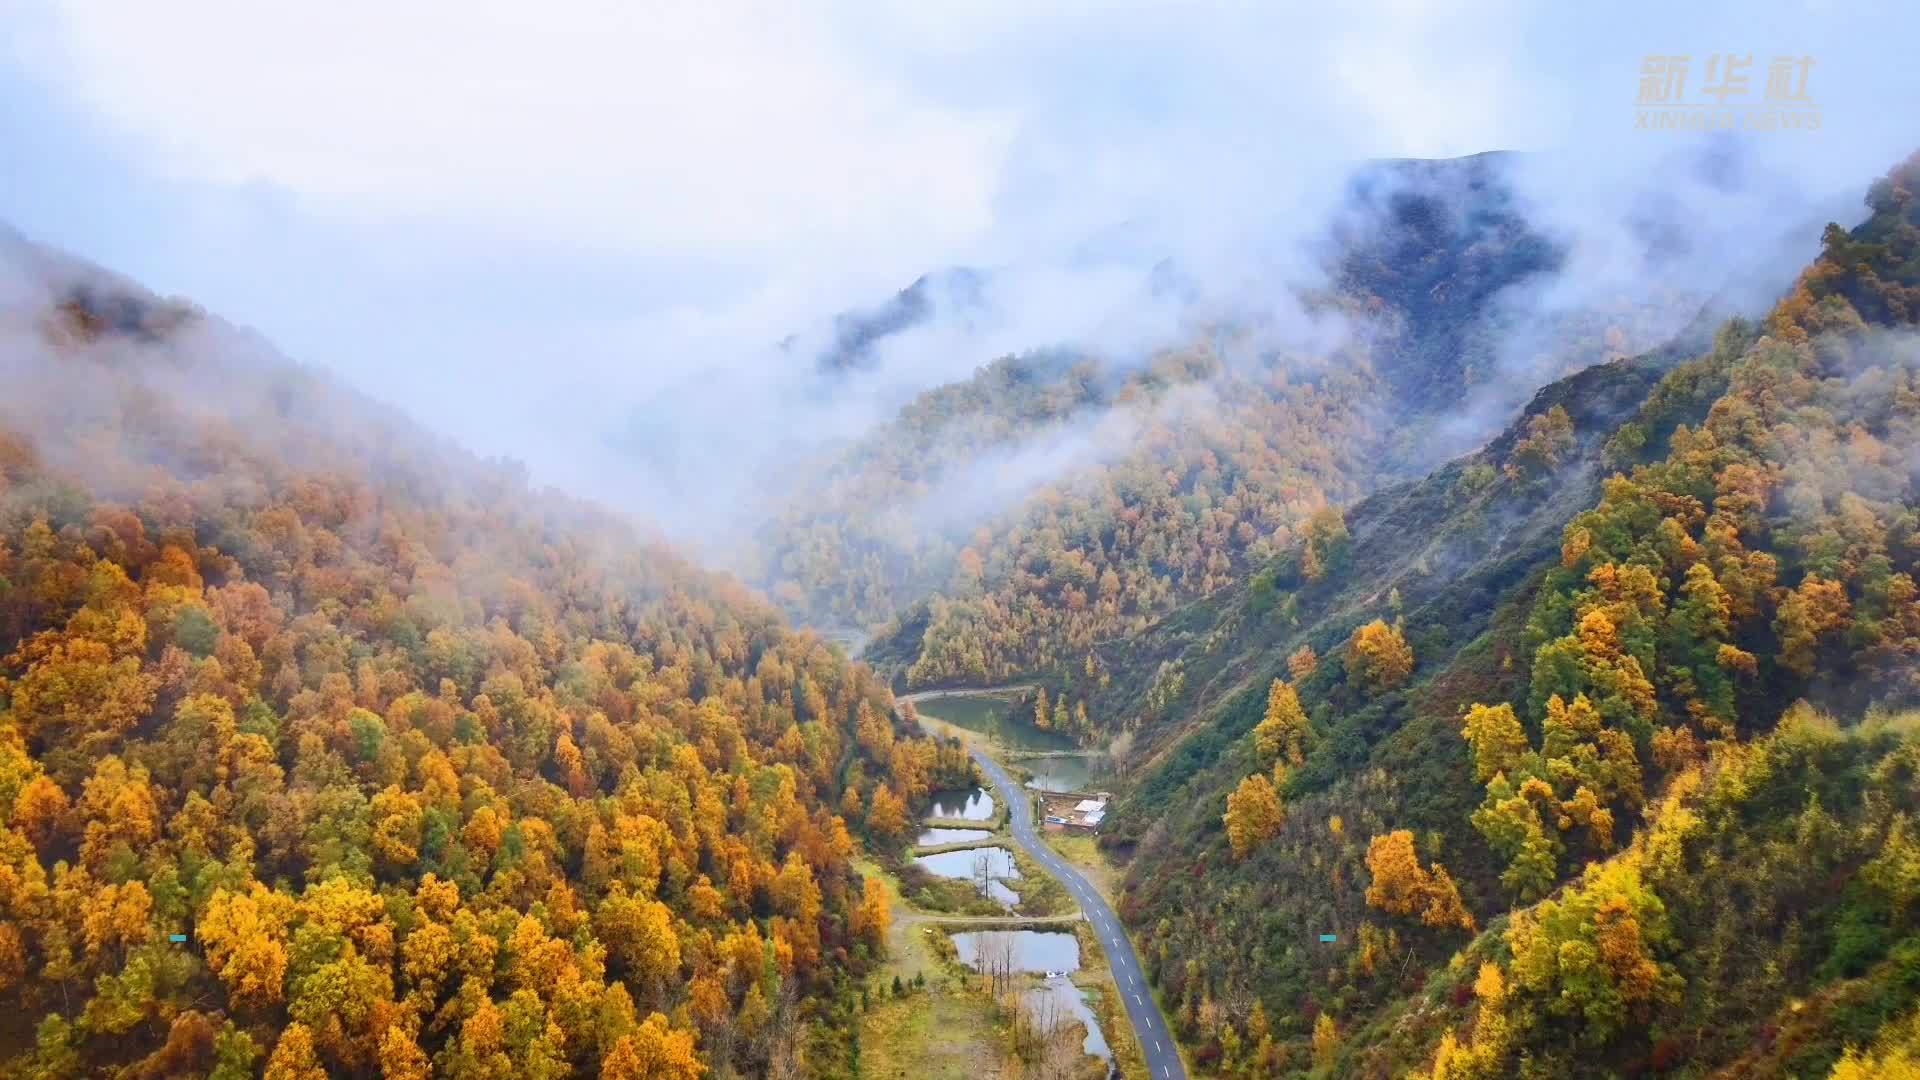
0, 265, 962, 1077
1100, 150, 1920, 1078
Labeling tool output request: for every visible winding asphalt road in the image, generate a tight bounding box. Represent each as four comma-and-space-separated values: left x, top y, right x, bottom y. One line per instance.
968, 747, 1187, 1080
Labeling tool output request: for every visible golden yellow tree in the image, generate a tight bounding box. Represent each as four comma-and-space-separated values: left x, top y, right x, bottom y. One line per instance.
850, 875, 891, 951
1313, 1012, 1339, 1069
1830, 1005, 1920, 1079
1432, 974, 1515, 1080
596, 886, 682, 990
1365, 830, 1475, 932
262, 1023, 327, 1080
603, 1013, 703, 1080
10, 774, 69, 851
1253, 678, 1310, 767
1347, 619, 1414, 693
1460, 702, 1528, 784
1224, 773, 1283, 859
867, 785, 909, 839
377, 1026, 431, 1080
199, 885, 292, 1009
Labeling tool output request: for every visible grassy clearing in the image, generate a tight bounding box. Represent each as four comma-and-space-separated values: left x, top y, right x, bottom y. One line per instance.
856, 860, 1004, 1080
860, 982, 1005, 1080
1012, 847, 1077, 917
855, 859, 939, 983
1045, 831, 1124, 901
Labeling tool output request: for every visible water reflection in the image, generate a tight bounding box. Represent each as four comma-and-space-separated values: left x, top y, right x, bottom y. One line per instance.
914, 846, 1021, 906
927, 787, 995, 820
1026, 975, 1112, 1065
1023, 754, 1098, 793
917, 695, 1078, 752
951, 929, 1079, 973
916, 827, 993, 846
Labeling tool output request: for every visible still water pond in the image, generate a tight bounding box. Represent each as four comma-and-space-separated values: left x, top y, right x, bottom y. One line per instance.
952, 929, 1081, 974
927, 787, 995, 821
914, 846, 1019, 879
913, 846, 1021, 906
917, 827, 993, 846
1026, 975, 1112, 1065
1024, 754, 1100, 793
918, 695, 1079, 752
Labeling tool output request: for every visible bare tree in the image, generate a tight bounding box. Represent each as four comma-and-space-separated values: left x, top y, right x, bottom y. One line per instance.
766, 976, 803, 1080
1037, 1017, 1086, 1080
1014, 981, 1090, 1080
1107, 730, 1134, 780
976, 930, 1017, 1000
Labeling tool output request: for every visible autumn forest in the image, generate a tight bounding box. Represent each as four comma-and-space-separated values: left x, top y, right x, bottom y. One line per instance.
0, 264, 971, 1077
3, 81, 1920, 1080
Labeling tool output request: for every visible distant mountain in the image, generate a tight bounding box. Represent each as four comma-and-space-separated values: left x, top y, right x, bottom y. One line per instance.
812, 266, 989, 374
762, 151, 1706, 681
1324, 151, 1563, 402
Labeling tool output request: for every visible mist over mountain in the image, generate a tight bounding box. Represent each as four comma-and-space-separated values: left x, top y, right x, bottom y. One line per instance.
0, 222, 964, 1077
701, 144, 1852, 672
6, 6, 1920, 1078
1075, 150, 1920, 1078
810, 267, 991, 375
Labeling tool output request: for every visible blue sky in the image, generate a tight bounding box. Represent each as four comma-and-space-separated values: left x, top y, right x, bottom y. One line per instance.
3, 1, 1916, 527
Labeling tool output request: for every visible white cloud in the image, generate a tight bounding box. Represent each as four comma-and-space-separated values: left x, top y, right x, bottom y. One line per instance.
20, 2, 1015, 270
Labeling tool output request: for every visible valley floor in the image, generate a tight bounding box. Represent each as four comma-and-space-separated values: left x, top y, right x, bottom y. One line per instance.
874, 689, 1184, 1079
854, 860, 1006, 1080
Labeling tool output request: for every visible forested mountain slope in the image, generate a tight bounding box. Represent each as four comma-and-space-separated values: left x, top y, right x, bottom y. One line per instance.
0, 238, 961, 1077
1094, 150, 1920, 1077
801, 344, 1384, 689
766, 153, 1707, 695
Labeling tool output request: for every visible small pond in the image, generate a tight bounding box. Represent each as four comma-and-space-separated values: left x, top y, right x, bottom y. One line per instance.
913, 845, 1022, 907
1023, 754, 1100, 794
914, 846, 1020, 880
916, 827, 994, 846
918, 695, 1079, 753
951, 929, 1081, 974
927, 787, 995, 821
1025, 975, 1112, 1065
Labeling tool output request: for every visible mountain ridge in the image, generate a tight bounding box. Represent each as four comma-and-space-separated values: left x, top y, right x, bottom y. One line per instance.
1085, 148, 1920, 1078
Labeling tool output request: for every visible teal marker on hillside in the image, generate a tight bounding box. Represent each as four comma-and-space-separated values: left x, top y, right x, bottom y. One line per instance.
1318, 933, 1337, 943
